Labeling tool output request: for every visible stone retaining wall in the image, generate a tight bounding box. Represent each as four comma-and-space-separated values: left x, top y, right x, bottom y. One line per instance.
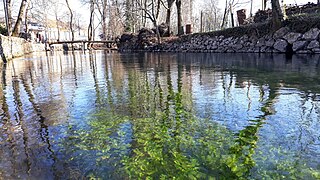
119, 27, 320, 54
0, 35, 45, 63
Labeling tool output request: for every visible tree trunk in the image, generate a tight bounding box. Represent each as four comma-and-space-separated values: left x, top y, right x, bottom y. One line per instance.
131, 0, 136, 32
262, 0, 267, 10
101, 0, 108, 40
24, 1, 30, 40
125, 0, 132, 32
221, 0, 228, 29
250, 0, 253, 16
3, 0, 12, 35
65, 0, 74, 41
176, 0, 183, 35
143, 0, 147, 27
12, 0, 29, 37
7, 0, 12, 34
271, 0, 283, 31
200, 11, 203, 32
214, 11, 217, 30
153, 21, 161, 44
88, 0, 94, 41
55, 14, 60, 41
230, 3, 234, 27
165, 0, 175, 36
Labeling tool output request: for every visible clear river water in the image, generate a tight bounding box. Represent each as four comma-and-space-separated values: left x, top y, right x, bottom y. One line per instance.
0, 51, 320, 179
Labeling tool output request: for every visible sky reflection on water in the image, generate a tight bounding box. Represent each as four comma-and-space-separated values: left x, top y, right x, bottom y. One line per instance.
0, 51, 320, 179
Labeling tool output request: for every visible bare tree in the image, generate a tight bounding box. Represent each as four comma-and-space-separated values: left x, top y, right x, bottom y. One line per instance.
53, 2, 62, 41
165, 0, 175, 36
31, 0, 53, 23
108, 0, 125, 38
221, 0, 228, 28
262, 0, 267, 10
201, 0, 221, 32
5, 0, 13, 35
23, 0, 32, 39
95, 0, 108, 40
12, 0, 30, 37
221, 0, 250, 29
88, 0, 95, 41
125, 0, 133, 32
65, 0, 75, 41
80, 0, 96, 40
176, 0, 183, 35
136, 0, 163, 42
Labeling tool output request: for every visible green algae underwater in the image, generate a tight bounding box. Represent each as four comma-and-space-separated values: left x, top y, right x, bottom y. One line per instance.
1, 52, 320, 179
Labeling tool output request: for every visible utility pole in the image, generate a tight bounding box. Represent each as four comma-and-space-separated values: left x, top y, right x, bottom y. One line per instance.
3, 0, 11, 36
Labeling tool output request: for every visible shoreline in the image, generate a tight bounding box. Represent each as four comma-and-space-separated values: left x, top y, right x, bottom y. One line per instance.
118, 13, 320, 55
0, 35, 45, 63
118, 26, 320, 55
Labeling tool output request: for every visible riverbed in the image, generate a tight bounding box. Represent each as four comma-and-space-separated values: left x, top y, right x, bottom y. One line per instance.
0, 51, 319, 179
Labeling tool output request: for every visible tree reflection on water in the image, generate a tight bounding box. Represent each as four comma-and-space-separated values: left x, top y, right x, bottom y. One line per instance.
0, 52, 320, 179
64, 52, 320, 179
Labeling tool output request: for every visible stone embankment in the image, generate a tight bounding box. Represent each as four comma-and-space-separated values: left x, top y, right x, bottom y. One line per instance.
118, 27, 320, 54
0, 35, 45, 63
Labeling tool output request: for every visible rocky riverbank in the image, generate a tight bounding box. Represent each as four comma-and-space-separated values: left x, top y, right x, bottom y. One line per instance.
0, 35, 45, 63
118, 12, 320, 55
118, 26, 320, 54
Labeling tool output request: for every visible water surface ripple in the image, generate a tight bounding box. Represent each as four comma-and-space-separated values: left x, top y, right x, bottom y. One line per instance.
0, 51, 320, 179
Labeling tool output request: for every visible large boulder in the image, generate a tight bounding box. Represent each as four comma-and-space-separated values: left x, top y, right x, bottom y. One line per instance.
283, 32, 302, 44
273, 39, 289, 52
292, 40, 308, 52
138, 28, 156, 41
265, 38, 275, 47
302, 28, 320, 40
307, 40, 320, 49
137, 28, 158, 49
273, 27, 290, 39
240, 35, 249, 43
120, 33, 136, 42
313, 48, 320, 53
232, 44, 243, 50
256, 37, 266, 47
117, 33, 139, 51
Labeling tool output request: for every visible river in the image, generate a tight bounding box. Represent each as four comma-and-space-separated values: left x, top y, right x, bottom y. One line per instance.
0, 51, 319, 179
